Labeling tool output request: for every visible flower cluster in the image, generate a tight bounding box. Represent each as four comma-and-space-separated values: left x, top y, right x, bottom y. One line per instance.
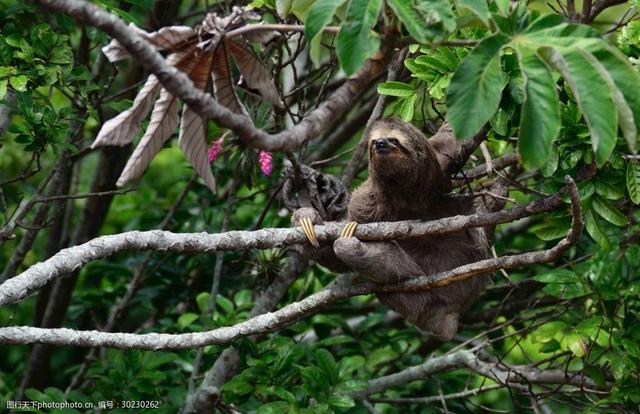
207, 137, 224, 163
258, 151, 273, 176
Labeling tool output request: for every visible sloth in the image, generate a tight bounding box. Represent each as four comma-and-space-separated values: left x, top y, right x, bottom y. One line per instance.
293, 117, 490, 341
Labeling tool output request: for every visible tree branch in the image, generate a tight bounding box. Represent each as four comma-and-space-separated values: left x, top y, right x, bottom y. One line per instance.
0, 177, 581, 350
35, 0, 388, 152
0, 183, 571, 308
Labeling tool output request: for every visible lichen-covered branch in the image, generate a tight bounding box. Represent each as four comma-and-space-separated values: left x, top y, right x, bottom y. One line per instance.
0, 177, 582, 350
0, 185, 569, 308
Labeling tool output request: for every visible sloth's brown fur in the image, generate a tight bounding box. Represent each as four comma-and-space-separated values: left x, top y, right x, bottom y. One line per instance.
294, 117, 490, 340
341, 118, 490, 340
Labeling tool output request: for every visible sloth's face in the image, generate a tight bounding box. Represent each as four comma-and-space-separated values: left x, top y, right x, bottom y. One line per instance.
368, 127, 415, 179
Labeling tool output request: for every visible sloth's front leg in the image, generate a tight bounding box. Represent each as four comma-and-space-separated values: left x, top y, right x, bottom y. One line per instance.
292, 207, 350, 273
332, 223, 425, 283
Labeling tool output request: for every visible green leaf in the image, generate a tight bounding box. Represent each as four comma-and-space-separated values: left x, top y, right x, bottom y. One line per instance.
9, 75, 28, 92
399, 94, 417, 121
377, 81, 415, 97
530, 218, 570, 241
196, 292, 212, 314
533, 321, 568, 343
446, 34, 509, 139
595, 180, 624, 200
591, 196, 628, 226
0, 79, 7, 101
457, 0, 490, 24
627, 161, 640, 204
584, 207, 611, 249
328, 395, 356, 408
534, 268, 578, 284
292, 0, 315, 20
258, 402, 296, 414
177, 313, 198, 329
336, 0, 382, 75
415, 55, 450, 73
222, 378, 253, 395
305, 0, 346, 43
539, 47, 618, 166
590, 46, 640, 152
541, 145, 558, 177
516, 48, 560, 169
563, 333, 587, 357
387, 0, 430, 43
315, 348, 339, 385
216, 295, 234, 315
585, 51, 637, 156
276, 0, 294, 16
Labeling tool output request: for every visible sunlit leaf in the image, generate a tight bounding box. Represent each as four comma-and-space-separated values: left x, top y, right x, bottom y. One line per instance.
447, 34, 509, 139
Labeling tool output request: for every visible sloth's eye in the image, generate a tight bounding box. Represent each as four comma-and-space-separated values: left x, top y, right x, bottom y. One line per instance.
388, 138, 400, 145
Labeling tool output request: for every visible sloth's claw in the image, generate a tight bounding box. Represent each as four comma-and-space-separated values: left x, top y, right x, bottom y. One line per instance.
300, 217, 320, 248
340, 221, 358, 239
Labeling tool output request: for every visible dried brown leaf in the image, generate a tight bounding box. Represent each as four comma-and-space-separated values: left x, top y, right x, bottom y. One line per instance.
116, 50, 201, 187
227, 39, 283, 108
93, 47, 197, 148
179, 106, 216, 193
178, 50, 216, 193
102, 23, 196, 62
116, 88, 179, 187
211, 45, 248, 115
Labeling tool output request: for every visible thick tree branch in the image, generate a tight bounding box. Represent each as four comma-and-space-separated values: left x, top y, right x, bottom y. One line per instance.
0, 184, 570, 308
35, 0, 388, 152
0, 177, 581, 350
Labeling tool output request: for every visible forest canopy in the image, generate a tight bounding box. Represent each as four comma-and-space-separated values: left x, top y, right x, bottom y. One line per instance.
1, 0, 640, 413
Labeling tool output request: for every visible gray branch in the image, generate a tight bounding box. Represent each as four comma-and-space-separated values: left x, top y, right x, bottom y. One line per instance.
0, 177, 581, 350
352, 348, 606, 399
0, 184, 571, 308
35, 0, 387, 152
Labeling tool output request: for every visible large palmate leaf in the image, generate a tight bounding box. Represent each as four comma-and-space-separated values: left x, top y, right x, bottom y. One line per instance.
591, 47, 640, 152
336, 0, 382, 75
457, 0, 490, 24
102, 23, 195, 62
95, 11, 285, 193
93, 47, 196, 148
117, 89, 180, 187
445, 12, 640, 168
212, 43, 248, 115
446, 34, 509, 139
516, 48, 560, 169
227, 40, 283, 108
178, 51, 216, 193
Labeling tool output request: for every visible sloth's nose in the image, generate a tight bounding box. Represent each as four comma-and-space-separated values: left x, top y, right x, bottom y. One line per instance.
374, 139, 390, 150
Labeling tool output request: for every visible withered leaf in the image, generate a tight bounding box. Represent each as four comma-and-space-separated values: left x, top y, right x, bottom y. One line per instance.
212, 44, 248, 115
178, 50, 217, 193
227, 39, 283, 108
102, 23, 196, 62
94, 46, 197, 148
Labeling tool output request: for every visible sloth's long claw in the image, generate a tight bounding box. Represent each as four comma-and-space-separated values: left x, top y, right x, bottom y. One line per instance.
300, 217, 320, 248
340, 221, 358, 238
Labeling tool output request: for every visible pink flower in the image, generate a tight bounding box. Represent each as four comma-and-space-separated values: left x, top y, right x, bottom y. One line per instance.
207, 137, 224, 163
258, 151, 273, 176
